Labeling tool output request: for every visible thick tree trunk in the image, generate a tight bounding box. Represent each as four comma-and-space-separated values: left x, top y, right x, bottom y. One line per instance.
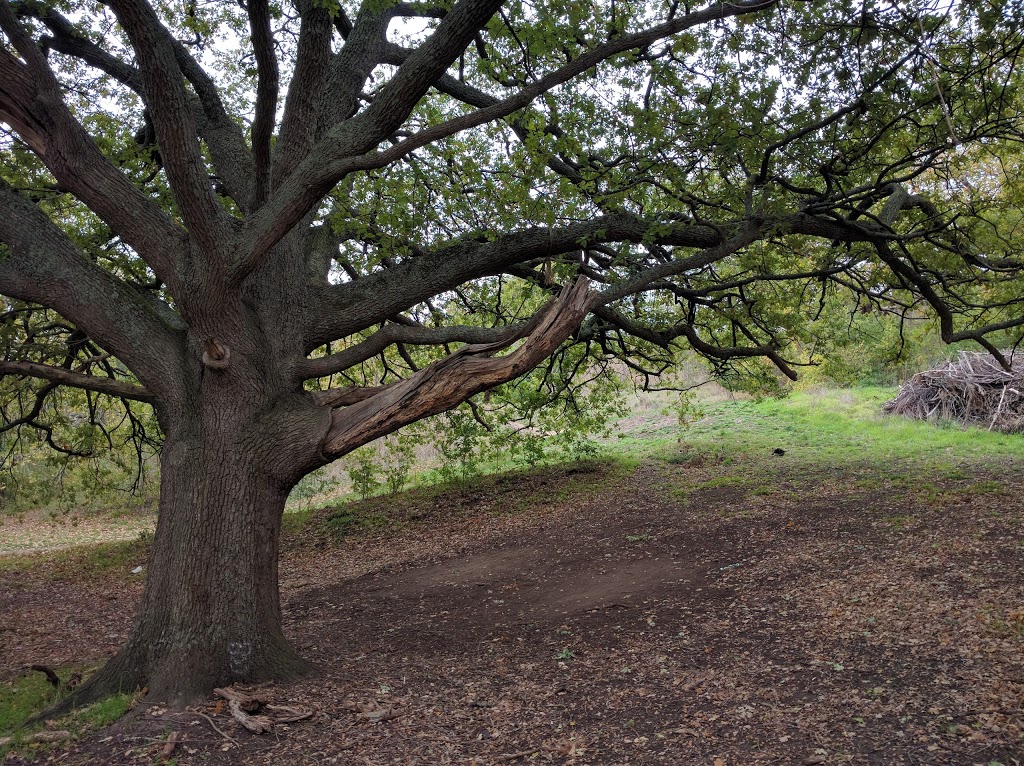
46, 281, 591, 713
60, 412, 317, 710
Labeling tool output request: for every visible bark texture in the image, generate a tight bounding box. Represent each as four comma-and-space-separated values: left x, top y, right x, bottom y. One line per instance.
60, 377, 331, 707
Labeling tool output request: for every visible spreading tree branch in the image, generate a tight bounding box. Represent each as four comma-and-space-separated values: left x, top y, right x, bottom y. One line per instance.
11, 2, 255, 211
320, 278, 594, 456
301, 323, 527, 380
0, 2, 186, 288
105, 0, 232, 256
273, 0, 333, 183
304, 206, 896, 349
235, 0, 778, 280
247, 0, 279, 209
0, 361, 155, 402
0, 180, 184, 396
319, 5, 396, 129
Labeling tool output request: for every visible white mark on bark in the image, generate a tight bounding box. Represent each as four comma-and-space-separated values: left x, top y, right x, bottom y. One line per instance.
228, 640, 252, 676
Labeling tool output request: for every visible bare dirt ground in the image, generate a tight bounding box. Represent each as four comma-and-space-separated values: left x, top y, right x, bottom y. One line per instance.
3, 454, 1024, 765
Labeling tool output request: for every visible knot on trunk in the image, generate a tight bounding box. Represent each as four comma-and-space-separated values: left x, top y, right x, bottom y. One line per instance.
202, 337, 231, 370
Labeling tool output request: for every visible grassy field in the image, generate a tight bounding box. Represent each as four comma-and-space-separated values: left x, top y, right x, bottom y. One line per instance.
616, 386, 1022, 467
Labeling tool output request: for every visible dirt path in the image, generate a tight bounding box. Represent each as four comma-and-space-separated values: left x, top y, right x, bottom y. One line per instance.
4, 458, 1024, 765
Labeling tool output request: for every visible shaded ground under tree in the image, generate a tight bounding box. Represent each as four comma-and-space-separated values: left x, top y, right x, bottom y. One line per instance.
3, 453, 1023, 765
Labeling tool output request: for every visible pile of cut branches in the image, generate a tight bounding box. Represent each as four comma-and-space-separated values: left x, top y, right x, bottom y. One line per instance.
882, 352, 1024, 433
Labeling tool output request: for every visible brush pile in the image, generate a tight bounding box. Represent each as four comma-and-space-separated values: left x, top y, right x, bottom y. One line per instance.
882, 351, 1024, 433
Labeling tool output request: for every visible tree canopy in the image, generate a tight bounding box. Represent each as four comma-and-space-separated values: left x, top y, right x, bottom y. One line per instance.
2, 0, 1024, 706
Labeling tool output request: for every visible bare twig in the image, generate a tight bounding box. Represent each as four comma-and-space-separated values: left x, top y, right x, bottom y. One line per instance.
492, 748, 541, 763
192, 711, 239, 745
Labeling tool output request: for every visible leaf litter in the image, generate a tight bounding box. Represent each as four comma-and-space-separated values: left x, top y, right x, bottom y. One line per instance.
2, 457, 1024, 765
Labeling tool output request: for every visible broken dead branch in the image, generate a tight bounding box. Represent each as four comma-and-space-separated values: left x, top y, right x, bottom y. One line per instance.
265, 704, 315, 724
227, 699, 273, 734
212, 686, 266, 710
212, 686, 313, 735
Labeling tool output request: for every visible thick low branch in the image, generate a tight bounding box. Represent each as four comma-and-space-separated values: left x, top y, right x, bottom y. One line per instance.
0, 361, 155, 402
0, 180, 184, 396
311, 385, 387, 407
320, 279, 594, 457
306, 205, 891, 350
305, 214, 732, 349
594, 224, 763, 306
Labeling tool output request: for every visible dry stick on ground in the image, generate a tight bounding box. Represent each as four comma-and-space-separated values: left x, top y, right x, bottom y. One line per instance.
191, 711, 239, 746
212, 687, 266, 710
160, 730, 181, 760
212, 686, 313, 733
264, 704, 315, 724
492, 748, 541, 763
227, 699, 274, 734
0, 731, 70, 747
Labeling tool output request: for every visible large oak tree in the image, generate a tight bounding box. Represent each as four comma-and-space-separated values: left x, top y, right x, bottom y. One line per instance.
2, 0, 1023, 706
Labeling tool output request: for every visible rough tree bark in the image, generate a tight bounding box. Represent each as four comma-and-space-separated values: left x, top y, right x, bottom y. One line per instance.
76, 439, 314, 707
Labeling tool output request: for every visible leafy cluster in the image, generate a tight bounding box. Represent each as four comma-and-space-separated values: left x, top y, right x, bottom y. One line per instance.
3, 0, 1024, 500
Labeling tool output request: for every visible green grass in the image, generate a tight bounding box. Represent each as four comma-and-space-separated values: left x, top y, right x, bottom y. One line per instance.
0, 669, 132, 758
284, 386, 1022, 542
691, 475, 750, 490
969, 479, 1011, 495
624, 387, 1020, 474
10, 387, 1021, 565
881, 514, 917, 531
288, 459, 632, 545
0, 673, 56, 736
